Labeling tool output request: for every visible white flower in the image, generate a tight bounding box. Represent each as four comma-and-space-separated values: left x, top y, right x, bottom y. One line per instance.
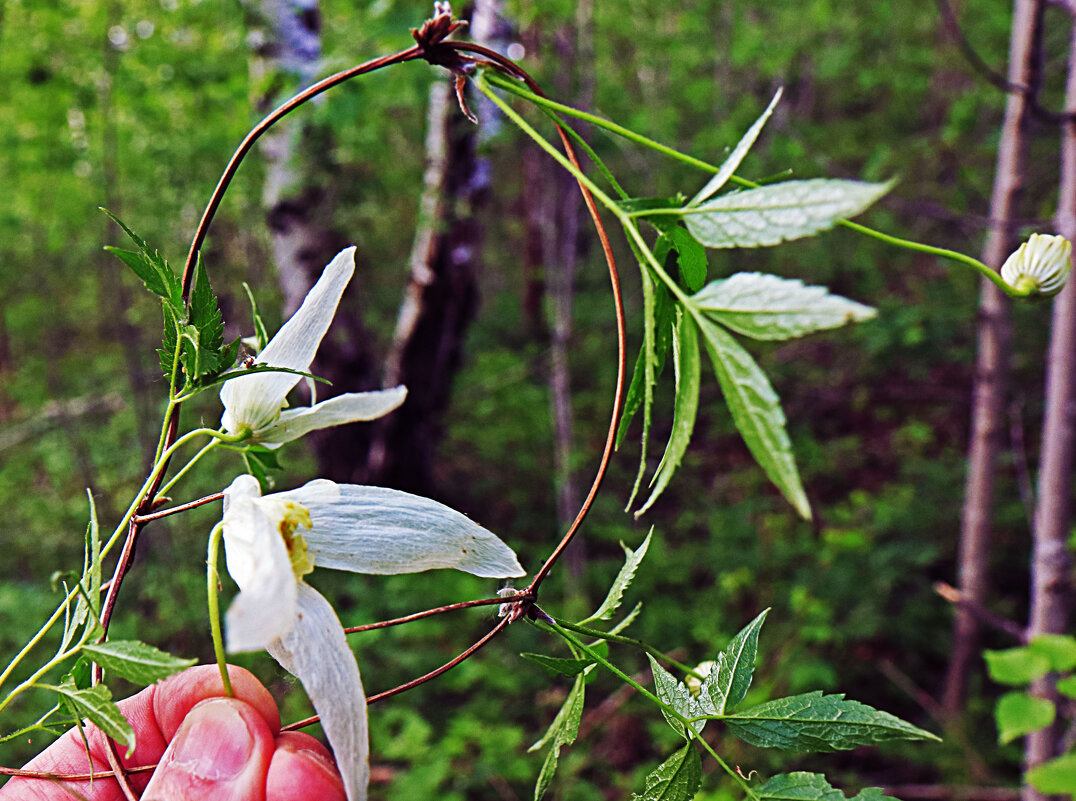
221, 474, 525, 801
685, 660, 716, 698
220, 247, 406, 446
1000, 233, 1072, 297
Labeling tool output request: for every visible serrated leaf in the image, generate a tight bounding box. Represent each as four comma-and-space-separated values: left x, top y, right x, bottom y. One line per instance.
984, 646, 1050, 685
697, 316, 810, 519
530, 671, 587, 801
158, 301, 181, 380
638, 311, 701, 516
690, 273, 876, 341
581, 531, 652, 624
649, 655, 711, 736
521, 652, 595, 676
1028, 753, 1076, 795
606, 601, 644, 637
995, 691, 1054, 744
631, 744, 702, 801
1029, 634, 1076, 672
706, 609, 769, 714
757, 771, 899, 801
724, 691, 939, 751
626, 264, 661, 510
617, 285, 675, 450
683, 179, 892, 249
102, 209, 182, 310
49, 681, 135, 755
689, 89, 783, 207
187, 254, 225, 381
81, 640, 196, 686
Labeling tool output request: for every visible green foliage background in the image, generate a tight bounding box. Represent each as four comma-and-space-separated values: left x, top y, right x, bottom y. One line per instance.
1, 0, 1071, 797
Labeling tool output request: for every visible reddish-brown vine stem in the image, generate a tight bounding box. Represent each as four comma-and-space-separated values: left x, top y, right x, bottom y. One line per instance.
342, 593, 527, 634
76, 6, 626, 766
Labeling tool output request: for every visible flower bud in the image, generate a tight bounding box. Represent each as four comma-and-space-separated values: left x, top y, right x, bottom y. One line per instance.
1000, 234, 1072, 297
685, 660, 716, 697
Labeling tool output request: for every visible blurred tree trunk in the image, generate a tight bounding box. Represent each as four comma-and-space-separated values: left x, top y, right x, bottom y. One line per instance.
1023, 16, 1076, 797
943, 0, 1044, 717
246, 0, 379, 482
363, 0, 503, 494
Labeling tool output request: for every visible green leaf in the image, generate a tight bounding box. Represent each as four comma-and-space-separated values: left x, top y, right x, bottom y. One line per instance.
81, 640, 196, 686
638, 311, 701, 516
689, 273, 876, 341
682, 179, 892, 249
520, 652, 595, 676
626, 264, 660, 510
617, 284, 675, 450
582, 530, 652, 623
158, 301, 182, 380
689, 89, 782, 206
1028, 753, 1076, 795
697, 316, 810, 519
1030, 634, 1076, 672
652, 222, 709, 293
995, 691, 1055, 744
631, 744, 702, 801
616, 196, 685, 215
49, 681, 135, 755
705, 608, 769, 714
757, 771, 899, 801
1056, 675, 1076, 699
242, 282, 270, 353
65, 492, 102, 649
984, 647, 1050, 686
530, 671, 587, 801
186, 254, 226, 381
102, 209, 182, 311
606, 601, 644, 637
724, 691, 939, 751
648, 654, 710, 736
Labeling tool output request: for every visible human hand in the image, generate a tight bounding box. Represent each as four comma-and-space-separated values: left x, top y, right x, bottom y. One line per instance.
0, 665, 346, 801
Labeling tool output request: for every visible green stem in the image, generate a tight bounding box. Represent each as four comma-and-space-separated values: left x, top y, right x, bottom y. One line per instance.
552, 617, 702, 678
206, 522, 233, 697
539, 619, 758, 801
485, 70, 1023, 297
157, 438, 222, 499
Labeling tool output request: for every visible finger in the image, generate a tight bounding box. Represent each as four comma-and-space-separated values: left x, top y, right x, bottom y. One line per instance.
139, 697, 274, 801
0, 666, 277, 801
265, 733, 346, 801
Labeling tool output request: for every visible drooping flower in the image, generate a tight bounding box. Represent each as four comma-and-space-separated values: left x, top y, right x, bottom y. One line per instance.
1000, 233, 1073, 297
221, 474, 525, 801
220, 247, 406, 447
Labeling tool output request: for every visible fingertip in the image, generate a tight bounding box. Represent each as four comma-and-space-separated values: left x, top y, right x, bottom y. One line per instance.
266, 732, 346, 801
153, 665, 280, 740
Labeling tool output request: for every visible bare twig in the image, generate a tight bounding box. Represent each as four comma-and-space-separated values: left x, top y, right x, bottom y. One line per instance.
935, 581, 1027, 642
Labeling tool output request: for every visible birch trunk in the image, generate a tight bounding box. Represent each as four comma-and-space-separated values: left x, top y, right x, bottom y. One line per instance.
247, 0, 379, 482
1022, 15, 1076, 796
363, 0, 501, 493
943, 0, 1044, 717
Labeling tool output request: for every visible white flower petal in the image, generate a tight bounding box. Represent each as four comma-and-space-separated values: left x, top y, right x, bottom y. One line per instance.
222, 475, 297, 652
220, 247, 356, 433
268, 583, 369, 801
299, 485, 525, 578
257, 386, 407, 447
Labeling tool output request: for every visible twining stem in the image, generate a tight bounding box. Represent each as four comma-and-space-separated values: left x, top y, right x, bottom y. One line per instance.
206, 523, 233, 697
551, 617, 703, 678
538, 619, 759, 801
156, 438, 222, 499
483, 70, 1024, 297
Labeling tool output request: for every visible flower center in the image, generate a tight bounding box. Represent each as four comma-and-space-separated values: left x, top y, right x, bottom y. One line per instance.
277, 501, 315, 579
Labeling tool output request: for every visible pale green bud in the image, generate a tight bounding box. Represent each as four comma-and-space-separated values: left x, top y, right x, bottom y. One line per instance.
1000, 233, 1072, 297
685, 660, 716, 697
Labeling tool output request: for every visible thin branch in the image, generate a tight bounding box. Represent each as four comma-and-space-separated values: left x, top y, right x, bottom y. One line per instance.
282, 617, 512, 732
935, 581, 1027, 642
343, 594, 526, 634
132, 492, 224, 523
